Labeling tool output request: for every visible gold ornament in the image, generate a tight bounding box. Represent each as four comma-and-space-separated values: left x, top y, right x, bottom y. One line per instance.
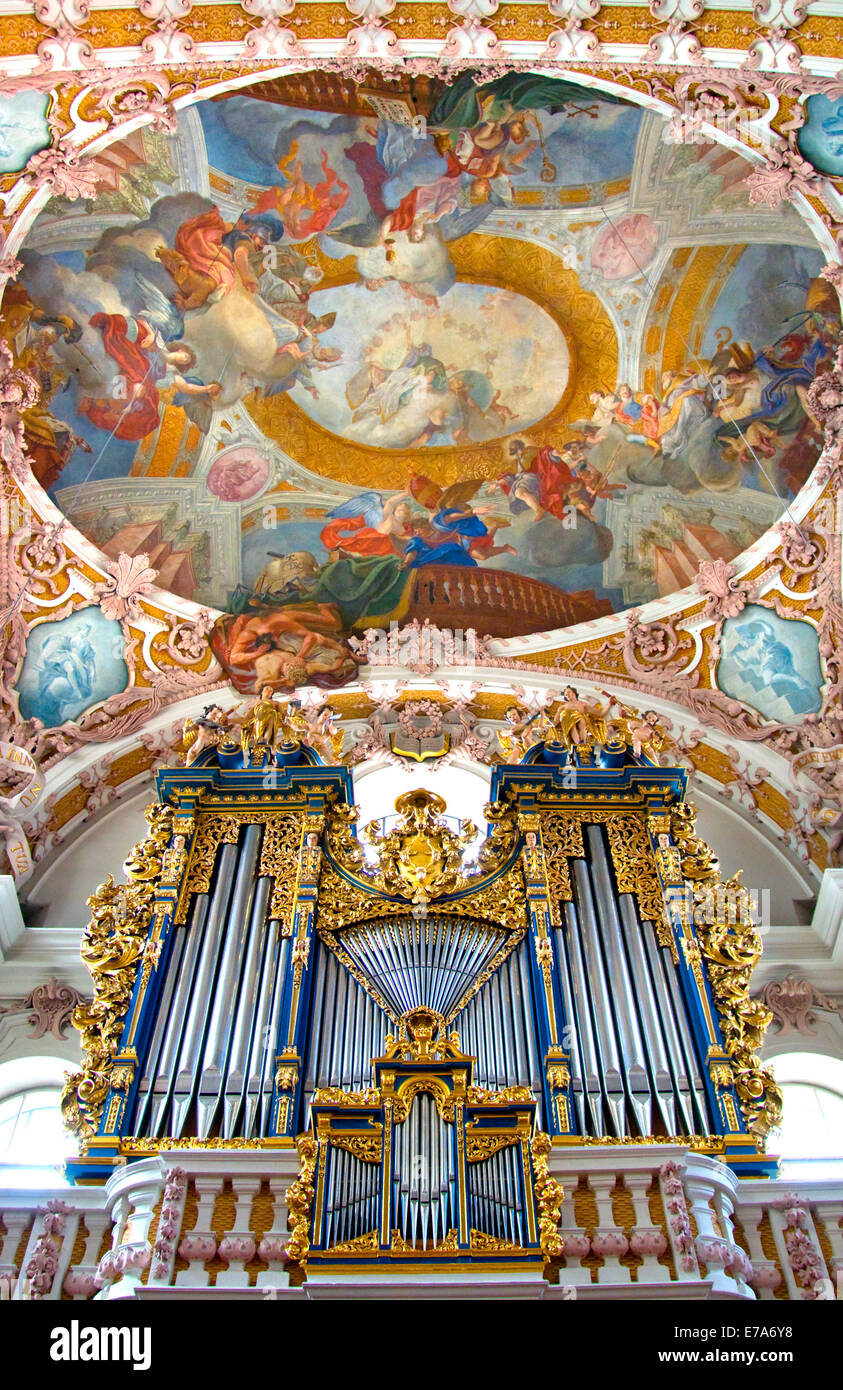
285, 1132, 319, 1268
62, 803, 174, 1141
670, 805, 782, 1143
362, 789, 478, 905
530, 1131, 564, 1263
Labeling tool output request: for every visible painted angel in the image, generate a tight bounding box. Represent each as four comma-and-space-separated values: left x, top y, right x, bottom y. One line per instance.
405, 473, 515, 564
319, 491, 414, 558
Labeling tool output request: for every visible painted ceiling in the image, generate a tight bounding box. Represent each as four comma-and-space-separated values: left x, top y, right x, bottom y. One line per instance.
4, 68, 839, 697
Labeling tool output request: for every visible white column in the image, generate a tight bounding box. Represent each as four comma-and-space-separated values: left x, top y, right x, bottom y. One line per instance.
97, 1159, 166, 1300
216, 1178, 260, 1289
682, 1153, 750, 1299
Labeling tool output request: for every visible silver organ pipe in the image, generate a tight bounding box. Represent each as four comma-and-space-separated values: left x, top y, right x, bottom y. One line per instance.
197, 824, 262, 1138
340, 914, 507, 1020
617, 894, 679, 1134
652, 928, 712, 1133
551, 908, 588, 1136
258, 932, 291, 1137
534, 833, 715, 1141
390, 1093, 455, 1250
572, 856, 627, 1136
639, 916, 697, 1134
559, 897, 606, 1136
223, 875, 271, 1138
304, 940, 391, 1120
145, 891, 210, 1136
133, 919, 187, 1134
469, 1143, 524, 1245
129, 822, 305, 1142
453, 942, 542, 1121
586, 825, 653, 1135
171, 841, 240, 1137
243, 918, 280, 1140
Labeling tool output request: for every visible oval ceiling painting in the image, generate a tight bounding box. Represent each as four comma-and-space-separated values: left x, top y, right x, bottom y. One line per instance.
8, 69, 838, 694
285, 281, 570, 449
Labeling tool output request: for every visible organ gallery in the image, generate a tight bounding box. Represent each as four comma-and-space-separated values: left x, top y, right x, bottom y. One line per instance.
0, 7, 841, 1312
59, 701, 782, 1285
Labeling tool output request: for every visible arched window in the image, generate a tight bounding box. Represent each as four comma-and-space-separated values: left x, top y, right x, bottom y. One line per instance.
0, 1057, 73, 1189
768, 1052, 843, 1181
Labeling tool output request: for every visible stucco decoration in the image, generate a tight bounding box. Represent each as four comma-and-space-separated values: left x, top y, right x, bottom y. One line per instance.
0, 9, 839, 878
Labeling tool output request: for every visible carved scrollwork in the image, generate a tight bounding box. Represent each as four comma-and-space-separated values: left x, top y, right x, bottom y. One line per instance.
530, 1131, 564, 1263
670, 804, 782, 1142
284, 1132, 319, 1268
328, 1133, 383, 1163
61, 802, 173, 1141
466, 1133, 518, 1163
606, 813, 671, 944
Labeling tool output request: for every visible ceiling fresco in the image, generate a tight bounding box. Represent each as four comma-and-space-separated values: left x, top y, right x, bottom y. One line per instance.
5, 70, 839, 696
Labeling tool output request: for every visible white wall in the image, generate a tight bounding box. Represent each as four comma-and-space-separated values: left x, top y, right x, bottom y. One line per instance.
693, 789, 816, 927
22, 790, 152, 931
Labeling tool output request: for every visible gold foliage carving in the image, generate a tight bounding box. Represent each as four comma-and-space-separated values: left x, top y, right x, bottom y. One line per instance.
175, 810, 301, 925
313, 1087, 381, 1108
466, 1134, 519, 1163
175, 812, 240, 922
470, 1229, 523, 1254
326, 1229, 379, 1255
670, 804, 782, 1143
538, 814, 583, 916
361, 789, 478, 905
285, 1132, 319, 1268
466, 1084, 533, 1106
605, 813, 674, 952
316, 856, 527, 940
531, 1131, 564, 1263
390, 1227, 459, 1254
328, 1133, 382, 1163
61, 803, 174, 1141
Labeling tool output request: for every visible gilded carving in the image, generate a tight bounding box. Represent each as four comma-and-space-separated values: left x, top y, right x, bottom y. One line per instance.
540, 814, 584, 915
313, 1087, 382, 1107
176, 809, 301, 925
361, 789, 479, 905
326, 1229, 380, 1254
285, 1132, 319, 1268
61, 803, 173, 1141
670, 805, 783, 1143
328, 1133, 383, 1163
606, 813, 667, 927
530, 1131, 564, 1263
466, 1133, 518, 1163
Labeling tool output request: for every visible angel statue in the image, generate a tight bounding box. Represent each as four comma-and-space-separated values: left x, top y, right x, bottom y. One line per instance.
606, 698, 670, 763
181, 704, 238, 766
542, 686, 610, 751
497, 703, 543, 764
240, 686, 289, 761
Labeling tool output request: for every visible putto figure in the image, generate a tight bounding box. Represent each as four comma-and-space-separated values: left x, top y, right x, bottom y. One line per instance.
181, 703, 238, 766
542, 686, 609, 750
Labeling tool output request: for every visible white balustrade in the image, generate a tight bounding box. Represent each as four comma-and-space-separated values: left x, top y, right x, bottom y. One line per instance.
1, 1150, 839, 1300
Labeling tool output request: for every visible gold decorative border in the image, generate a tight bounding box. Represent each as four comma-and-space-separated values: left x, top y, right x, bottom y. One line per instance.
245, 233, 616, 489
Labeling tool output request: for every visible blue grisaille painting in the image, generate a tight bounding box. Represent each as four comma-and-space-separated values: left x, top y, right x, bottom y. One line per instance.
17, 607, 129, 729
797, 94, 843, 178
0, 91, 51, 175
717, 604, 824, 723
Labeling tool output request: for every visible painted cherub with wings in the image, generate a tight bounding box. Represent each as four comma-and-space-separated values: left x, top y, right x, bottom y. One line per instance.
319, 490, 416, 558
407, 473, 516, 561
